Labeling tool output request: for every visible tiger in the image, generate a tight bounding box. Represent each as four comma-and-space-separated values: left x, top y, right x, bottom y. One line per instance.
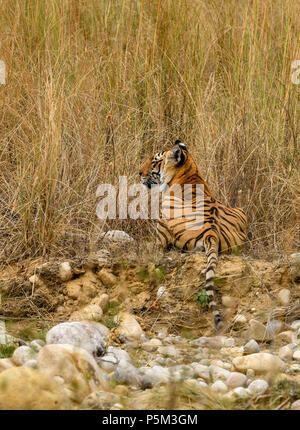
139, 140, 247, 330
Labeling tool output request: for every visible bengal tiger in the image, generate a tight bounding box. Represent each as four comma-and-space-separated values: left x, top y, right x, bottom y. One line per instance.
139, 140, 247, 330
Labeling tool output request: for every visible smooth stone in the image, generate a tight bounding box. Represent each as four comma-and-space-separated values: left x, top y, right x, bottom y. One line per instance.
106, 346, 131, 364
234, 314, 247, 326
248, 319, 272, 341
233, 353, 287, 374
157, 345, 180, 358
209, 365, 230, 382
211, 380, 228, 393
278, 289, 290, 306
24, 359, 38, 369
70, 303, 103, 322
59, 262, 73, 281
191, 336, 224, 349
190, 363, 210, 381
291, 399, 300, 410
98, 354, 118, 372
233, 387, 251, 399
185, 379, 208, 389
244, 339, 260, 354
12, 346, 36, 366
30, 339, 46, 351
142, 338, 162, 352
115, 312, 144, 341
266, 320, 283, 337
248, 379, 269, 395
276, 331, 295, 344
278, 346, 293, 361
46, 322, 105, 357
0, 367, 72, 410
97, 269, 117, 287
139, 366, 170, 388
226, 372, 247, 388
292, 350, 300, 361
38, 344, 108, 403
290, 321, 300, 331
114, 362, 141, 387
81, 391, 120, 410
222, 296, 238, 308
0, 334, 18, 346
99, 230, 134, 242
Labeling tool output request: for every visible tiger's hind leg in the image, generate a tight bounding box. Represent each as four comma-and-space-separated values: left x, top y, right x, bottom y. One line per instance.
203, 236, 224, 331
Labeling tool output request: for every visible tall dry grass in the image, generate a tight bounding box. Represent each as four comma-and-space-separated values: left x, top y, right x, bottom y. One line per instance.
0, 0, 299, 262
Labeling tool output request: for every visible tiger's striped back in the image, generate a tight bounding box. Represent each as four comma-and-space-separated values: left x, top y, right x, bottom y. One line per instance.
139, 140, 247, 329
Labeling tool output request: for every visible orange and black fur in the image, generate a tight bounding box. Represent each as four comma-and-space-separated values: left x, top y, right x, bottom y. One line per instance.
139, 140, 247, 329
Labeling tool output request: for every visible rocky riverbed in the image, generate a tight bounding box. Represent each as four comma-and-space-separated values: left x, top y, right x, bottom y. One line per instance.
0, 250, 299, 410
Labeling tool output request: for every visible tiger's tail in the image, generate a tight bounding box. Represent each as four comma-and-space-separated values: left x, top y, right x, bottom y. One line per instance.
204, 236, 223, 330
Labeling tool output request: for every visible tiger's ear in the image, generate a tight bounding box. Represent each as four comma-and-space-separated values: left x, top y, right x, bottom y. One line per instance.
171, 140, 187, 166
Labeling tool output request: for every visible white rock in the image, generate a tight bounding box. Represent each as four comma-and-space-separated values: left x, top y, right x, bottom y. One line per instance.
234, 315, 247, 326
222, 390, 236, 402
233, 353, 287, 374
278, 346, 293, 361
37, 344, 108, 403
291, 321, 300, 331
209, 365, 230, 382
115, 312, 144, 340
157, 286, 168, 298
266, 320, 283, 337
98, 354, 119, 372
191, 336, 225, 349
24, 359, 38, 369
190, 363, 210, 381
276, 331, 295, 344
97, 294, 109, 310
28, 274, 44, 287
46, 322, 105, 357
70, 303, 103, 322
291, 363, 300, 371
248, 379, 269, 395
223, 338, 235, 347
99, 230, 134, 242
97, 269, 117, 287
157, 345, 180, 358
30, 339, 46, 351
248, 319, 272, 341
85, 322, 110, 340
106, 346, 131, 364
233, 387, 251, 399
278, 289, 290, 306
139, 366, 170, 387
12, 346, 36, 366
292, 350, 300, 361
211, 380, 228, 393
142, 338, 162, 352
185, 379, 208, 389
114, 361, 141, 386
59, 262, 73, 281
226, 372, 247, 388
222, 296, 237, 308
244, 339, 260, 354
291, 399, 300, 410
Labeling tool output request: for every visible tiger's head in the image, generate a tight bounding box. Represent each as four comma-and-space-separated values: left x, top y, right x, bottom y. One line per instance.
139, 140, 188, 189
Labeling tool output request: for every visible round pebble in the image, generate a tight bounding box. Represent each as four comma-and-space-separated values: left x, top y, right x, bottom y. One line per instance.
248, 379, 269, 395
211, 380, 228, 394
